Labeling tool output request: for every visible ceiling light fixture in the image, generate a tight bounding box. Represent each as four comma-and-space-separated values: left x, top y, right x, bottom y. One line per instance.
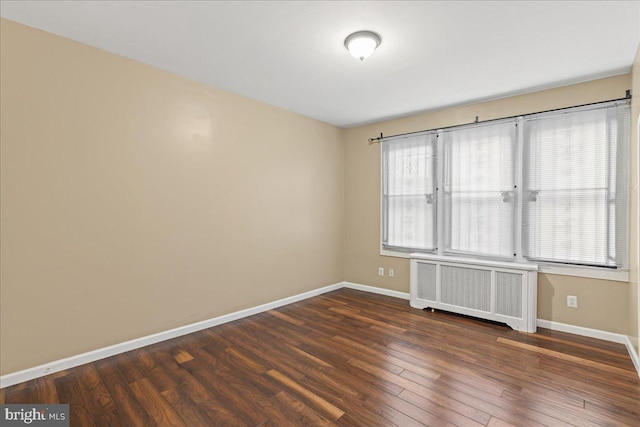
344, 31, 381, 61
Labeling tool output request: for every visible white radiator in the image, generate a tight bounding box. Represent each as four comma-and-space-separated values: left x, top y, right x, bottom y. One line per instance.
410, 253, 538, 333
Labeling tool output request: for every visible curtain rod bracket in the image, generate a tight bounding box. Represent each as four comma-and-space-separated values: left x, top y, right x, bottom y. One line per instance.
368, 132, 383, 145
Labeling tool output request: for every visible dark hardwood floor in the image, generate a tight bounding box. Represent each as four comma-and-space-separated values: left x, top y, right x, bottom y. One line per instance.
2, 288, 639, 426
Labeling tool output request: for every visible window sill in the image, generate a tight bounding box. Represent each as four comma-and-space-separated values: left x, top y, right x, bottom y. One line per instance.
536, 264, 628, 282
380, 249, 412, 258
380, 248, 629, 282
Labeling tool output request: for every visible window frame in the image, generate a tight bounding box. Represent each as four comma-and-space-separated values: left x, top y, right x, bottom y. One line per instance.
521, 103, 628, 269
440, 119, 519, 260
381, 133, 438, 253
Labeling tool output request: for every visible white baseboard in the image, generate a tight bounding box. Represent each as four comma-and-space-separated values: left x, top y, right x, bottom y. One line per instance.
537, 319, 640, 377
624, 337, 640, 376
0, 282, 344, 388
342, 282, 410, 300
536, 319, 628, 343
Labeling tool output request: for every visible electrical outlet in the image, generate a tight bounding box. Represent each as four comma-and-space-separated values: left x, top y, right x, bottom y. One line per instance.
389, 269, 394, 277
567, 295, 578, 308
378, 267, 384, 276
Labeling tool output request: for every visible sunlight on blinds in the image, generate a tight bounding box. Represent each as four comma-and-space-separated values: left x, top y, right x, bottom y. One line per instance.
443, 120, 517, 259
382, 133, 437, 251
523, 102, 629, 267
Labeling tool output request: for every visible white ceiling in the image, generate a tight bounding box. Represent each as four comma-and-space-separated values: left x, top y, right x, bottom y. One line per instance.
1, 1, 639, 128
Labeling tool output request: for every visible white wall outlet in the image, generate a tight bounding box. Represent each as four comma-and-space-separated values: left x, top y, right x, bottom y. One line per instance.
567, 295, 578, 308
378, 267, 384, 276
389, 269, 394, 277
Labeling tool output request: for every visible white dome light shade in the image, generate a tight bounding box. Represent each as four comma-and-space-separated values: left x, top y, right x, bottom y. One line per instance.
344, 31, 381, 61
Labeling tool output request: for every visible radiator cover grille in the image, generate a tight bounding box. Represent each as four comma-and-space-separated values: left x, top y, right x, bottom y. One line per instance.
496, 271, 523, 318
440, 265, 491, 312
417, 262, 437, 301
410, 255, 537, 333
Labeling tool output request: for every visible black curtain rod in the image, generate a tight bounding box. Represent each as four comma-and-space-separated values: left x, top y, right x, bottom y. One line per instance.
368, 90, 631, 144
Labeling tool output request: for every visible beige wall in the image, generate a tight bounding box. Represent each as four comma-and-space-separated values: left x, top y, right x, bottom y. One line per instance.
344, 74, 633, 335
0, 19, 344, 375
630, 43, 640, 353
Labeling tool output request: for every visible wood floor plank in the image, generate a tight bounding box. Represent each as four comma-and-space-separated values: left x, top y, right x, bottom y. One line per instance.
162, 365, 212, 406
366, 391, 459, 427
2, 288, 639, 426
142, 346, 210, 404
54, 373, 98, 427
515, 331, 633, 366
267, 308, 306, 326
397, 389, 488, 427
192, 396, 248, 426
181, 358, 269, 426
128, 378, 186, 427
286, 343, 334, 368
328, 306, 407, 333
273, 390, 337, 426
131, 348, 178, 392
74, 365, 121, 427
208, 347, 281, 398
94, 358, 156, 427
33, 377, 59, 403
531, 355, 640, 396
266, 369, 345, 421
216, 325, 310, 382
360, 396, 427, 427
332, 336, 407, 375
294, 351, 404, 400
497, 337, 639, 379
385, 342, 523, 395
160, 387, 215, 427
4, 387, 33, 404
110, 352, 145, 384
487, 417, 517, 427
172, 349, 193, 364
519, 358, 640, 407
290, 367, 400, 426
583, 399, 640, 426
499, 389, 630, 427
348, 357, 439, 398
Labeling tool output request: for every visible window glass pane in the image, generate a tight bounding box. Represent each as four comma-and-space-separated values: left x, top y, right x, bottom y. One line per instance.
443, 121, 516, 259
382, 134, 436, 251
386, 195, 435, 250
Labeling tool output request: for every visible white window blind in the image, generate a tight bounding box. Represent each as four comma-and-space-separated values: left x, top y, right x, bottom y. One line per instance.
442, 120, 517, 259
522, 101, 630, 268
382, 133, 437, 251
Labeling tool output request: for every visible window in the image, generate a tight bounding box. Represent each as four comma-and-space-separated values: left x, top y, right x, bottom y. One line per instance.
443, 121, 517, 259
381, 100, 630, 270
382, 133, 437, 251
522, 103, 629, 268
